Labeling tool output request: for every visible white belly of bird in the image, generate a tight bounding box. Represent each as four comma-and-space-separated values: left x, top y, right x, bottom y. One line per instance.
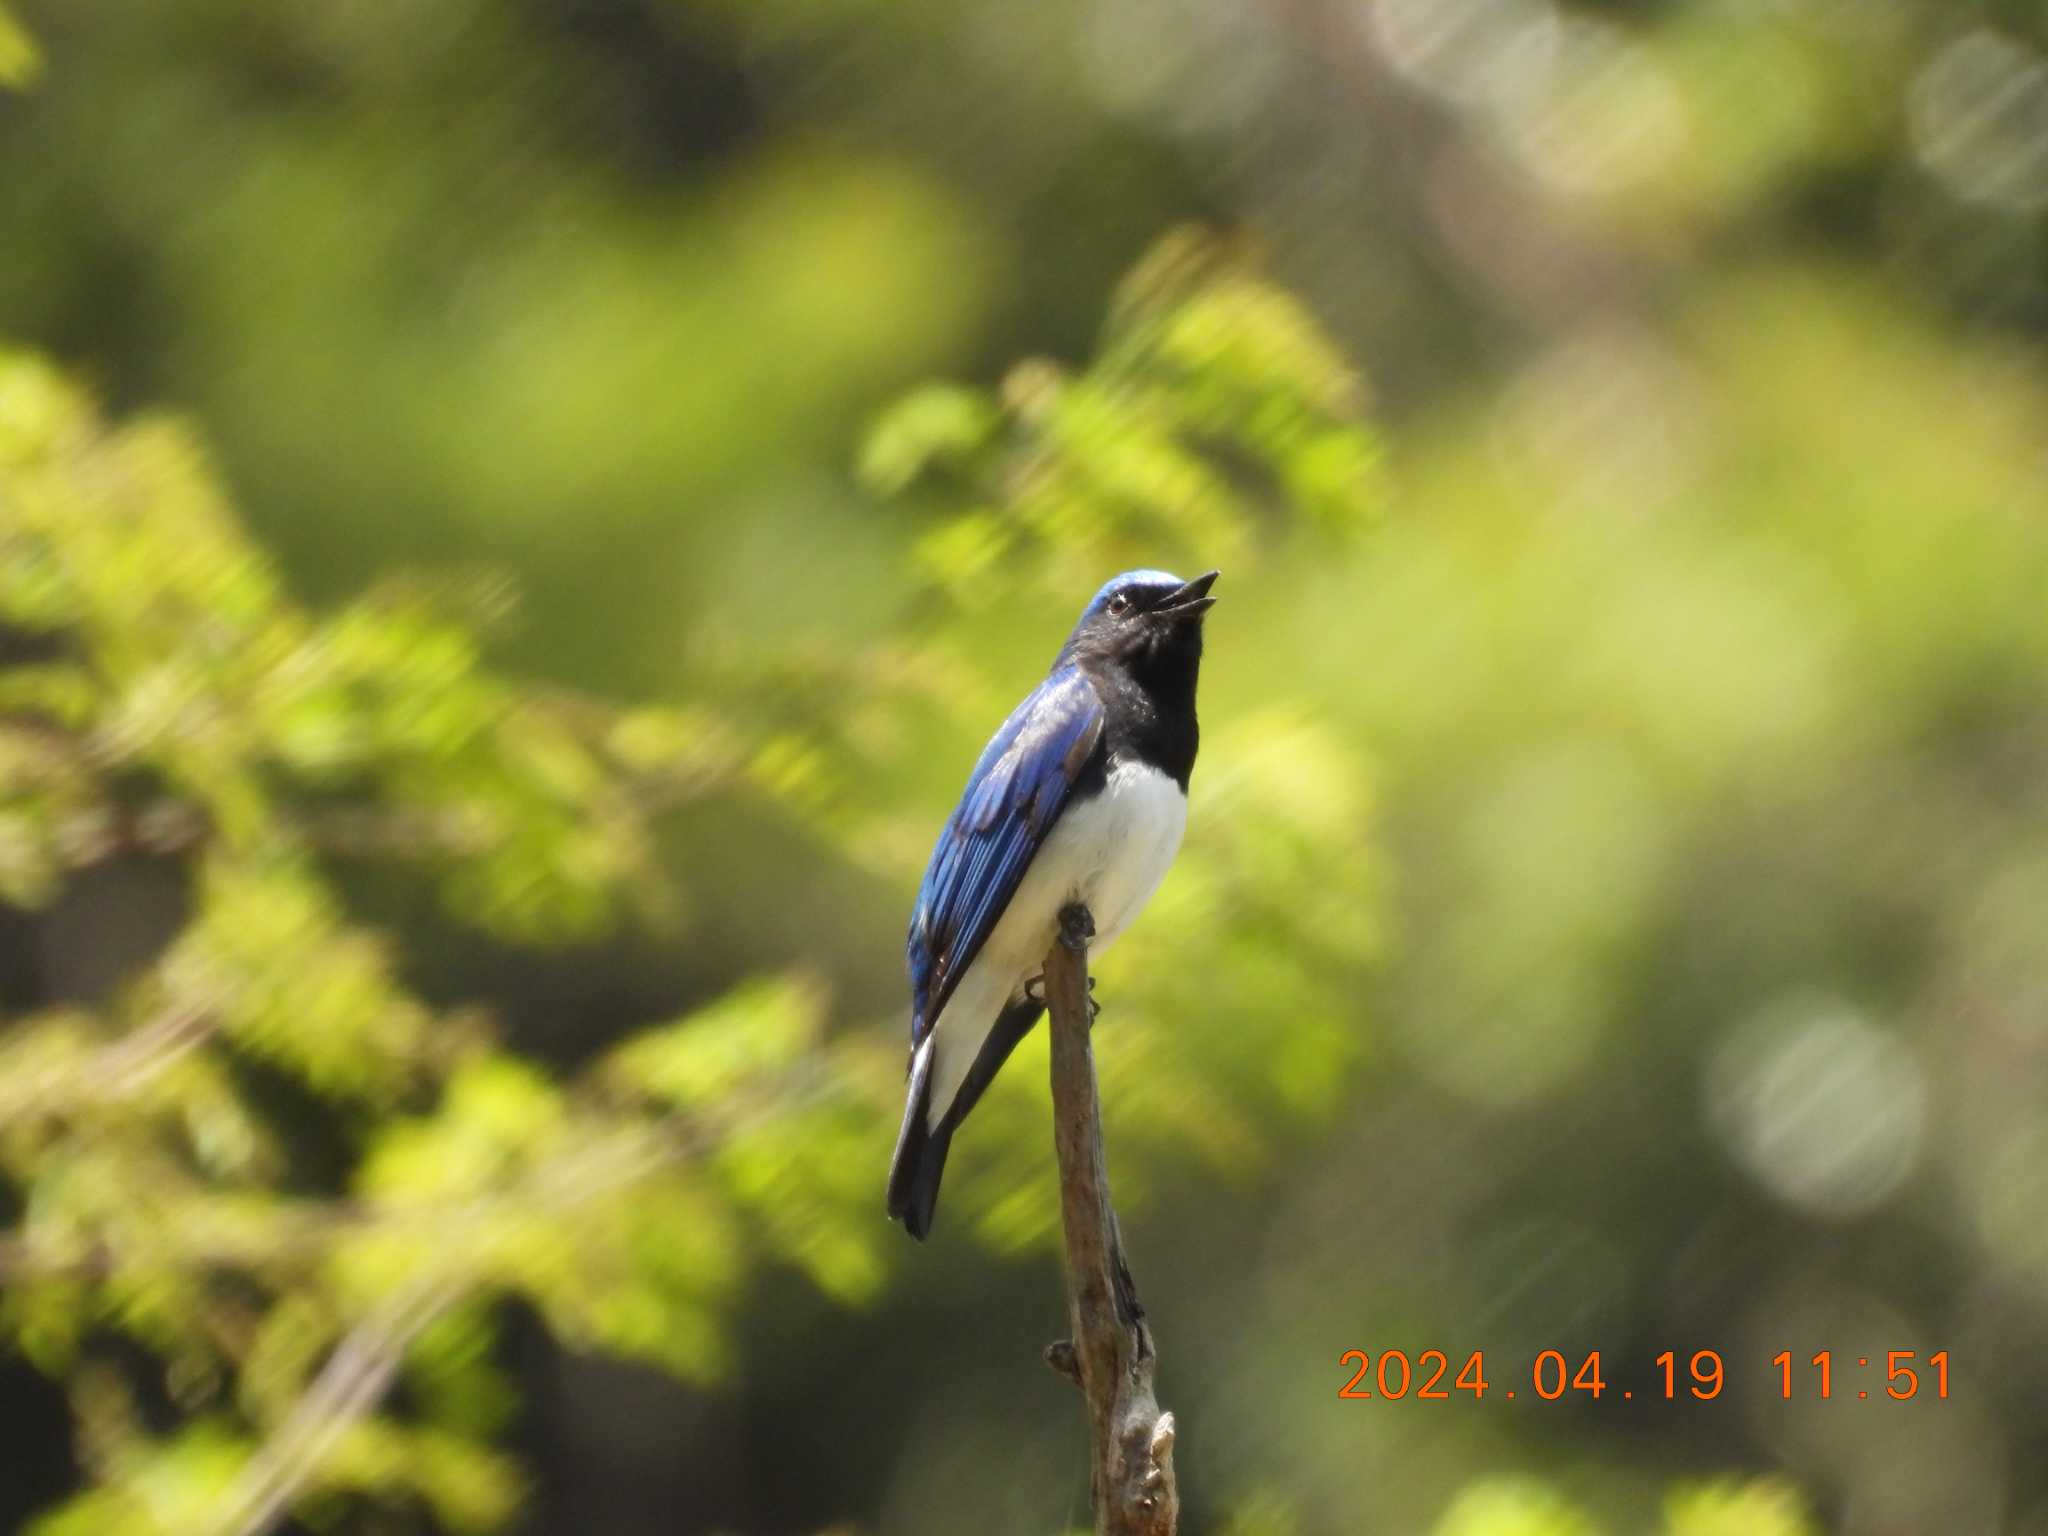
925, 758, 1188, 1128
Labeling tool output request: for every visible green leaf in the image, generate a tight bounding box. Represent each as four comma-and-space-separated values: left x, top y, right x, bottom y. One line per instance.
0, 3, 39, 88
859, 382, 999, 495
603, 976, 824, 1113
1664, 1480, 1816, 1536
1433, 1479, 1603, 1536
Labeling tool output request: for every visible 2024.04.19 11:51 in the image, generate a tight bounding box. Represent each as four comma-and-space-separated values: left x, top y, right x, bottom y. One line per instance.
1334, 1349, 1951, 1402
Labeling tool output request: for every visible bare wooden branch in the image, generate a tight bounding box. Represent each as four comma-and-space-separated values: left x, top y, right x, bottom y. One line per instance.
1044, 905, 1179, 1536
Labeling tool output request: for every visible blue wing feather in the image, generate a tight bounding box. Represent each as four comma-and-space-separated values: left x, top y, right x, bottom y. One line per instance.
907, 664, 1104, 1049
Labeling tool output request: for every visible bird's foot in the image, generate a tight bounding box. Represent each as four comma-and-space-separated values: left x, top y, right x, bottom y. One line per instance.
1057, 902, 1095, 953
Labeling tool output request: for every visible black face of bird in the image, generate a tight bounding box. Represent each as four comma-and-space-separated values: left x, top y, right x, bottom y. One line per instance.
1067, 569, 1219, 672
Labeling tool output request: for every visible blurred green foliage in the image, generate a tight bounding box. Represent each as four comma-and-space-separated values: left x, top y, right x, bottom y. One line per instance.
0, 342, 828, 1528
0, 3, 35, 87
3, 0, 2047, 1533
0, 230, 1388, 1531
1426, 1476, 1817, 1536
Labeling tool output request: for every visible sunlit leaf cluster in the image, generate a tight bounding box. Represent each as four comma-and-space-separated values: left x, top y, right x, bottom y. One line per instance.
0, 348, 885, 1533
863, 226, 1381, 603
1430, 1477, 1816, 1536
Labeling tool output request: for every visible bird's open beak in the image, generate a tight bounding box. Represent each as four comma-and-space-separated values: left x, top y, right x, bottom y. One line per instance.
1153, 569, 1219, 620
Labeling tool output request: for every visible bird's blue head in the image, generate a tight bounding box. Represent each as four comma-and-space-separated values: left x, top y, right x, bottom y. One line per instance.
1062, 568, 1219, 672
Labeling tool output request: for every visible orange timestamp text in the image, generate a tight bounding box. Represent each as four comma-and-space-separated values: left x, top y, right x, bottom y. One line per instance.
1335, 1349, 1951, 1402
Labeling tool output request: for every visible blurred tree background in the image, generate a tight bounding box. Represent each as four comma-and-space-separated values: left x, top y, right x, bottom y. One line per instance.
0, 1, 2045, 1534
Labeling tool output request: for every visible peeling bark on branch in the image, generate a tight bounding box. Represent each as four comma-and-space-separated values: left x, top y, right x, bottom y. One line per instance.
1043, 904, 1179, 1536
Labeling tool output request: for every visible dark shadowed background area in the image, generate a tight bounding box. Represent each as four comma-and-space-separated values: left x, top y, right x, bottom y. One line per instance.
1, 2, 2045, 1534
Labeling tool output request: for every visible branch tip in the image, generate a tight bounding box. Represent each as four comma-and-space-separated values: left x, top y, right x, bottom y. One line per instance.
1043, 912, 1179, 1535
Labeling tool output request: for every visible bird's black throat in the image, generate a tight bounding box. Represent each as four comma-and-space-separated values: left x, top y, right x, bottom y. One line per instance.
1073, 625, 1203, 792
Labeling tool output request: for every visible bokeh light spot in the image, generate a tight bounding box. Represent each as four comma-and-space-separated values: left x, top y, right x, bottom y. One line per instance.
1710, 996, 1927, 1218
1909, 30, 2048, 214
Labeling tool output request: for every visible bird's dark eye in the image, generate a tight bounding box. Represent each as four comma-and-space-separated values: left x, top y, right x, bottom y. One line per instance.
1107, 591, 1133, 616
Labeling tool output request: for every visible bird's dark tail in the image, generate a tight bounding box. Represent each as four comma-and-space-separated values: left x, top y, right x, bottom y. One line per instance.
885, 999, 1046, 1241
886, 1040, 949, 1240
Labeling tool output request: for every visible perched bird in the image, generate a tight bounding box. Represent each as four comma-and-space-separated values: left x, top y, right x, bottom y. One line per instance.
887, 568, 1219, 1239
